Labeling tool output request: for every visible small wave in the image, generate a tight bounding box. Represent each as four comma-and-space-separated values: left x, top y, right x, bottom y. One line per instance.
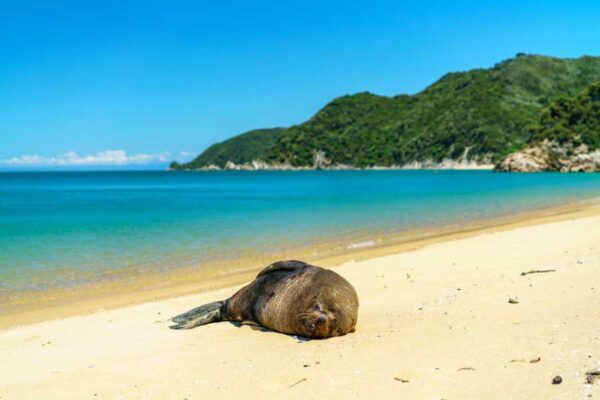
347, 240, 376, 249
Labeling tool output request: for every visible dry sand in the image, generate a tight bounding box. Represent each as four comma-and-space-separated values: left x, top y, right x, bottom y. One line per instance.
1, 212, 600, 399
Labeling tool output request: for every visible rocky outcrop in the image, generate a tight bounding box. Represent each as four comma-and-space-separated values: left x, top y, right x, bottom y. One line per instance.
171, 148, 495, 171
400, 158, 493, 170
179, 159, 493, 171
399, 147, 493, 170
496, 140, 600, 172
221, 160, 310, 171
496, 145, 550, 172
312, 150, 331, 169
172, 148, 495, 171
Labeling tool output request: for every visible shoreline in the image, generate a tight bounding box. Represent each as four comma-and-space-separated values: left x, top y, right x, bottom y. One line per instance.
170, 163, 495, 171
2, 197, 600, 398
2, 196, 600, 330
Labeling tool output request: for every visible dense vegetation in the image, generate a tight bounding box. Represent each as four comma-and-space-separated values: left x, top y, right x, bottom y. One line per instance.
175, 54, 600, 169
528, 82, 600, 150
171, 128, 285, 169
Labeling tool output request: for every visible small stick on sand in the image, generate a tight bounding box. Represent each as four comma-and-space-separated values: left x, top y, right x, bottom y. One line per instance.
287, 378, 307, 388
520, 269, 556, 276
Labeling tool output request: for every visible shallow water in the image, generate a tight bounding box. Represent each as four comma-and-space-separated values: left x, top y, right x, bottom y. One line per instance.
1, 170, 600, 306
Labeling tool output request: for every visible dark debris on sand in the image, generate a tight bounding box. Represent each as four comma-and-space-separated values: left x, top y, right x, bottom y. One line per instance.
586, 371, 600, 385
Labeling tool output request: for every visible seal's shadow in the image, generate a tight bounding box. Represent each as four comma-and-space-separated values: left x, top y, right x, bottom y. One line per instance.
228, 321, 313, 342
229, 320, 270, 332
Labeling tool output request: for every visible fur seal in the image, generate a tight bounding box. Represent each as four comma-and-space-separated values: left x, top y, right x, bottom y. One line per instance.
169, 260, 359, 339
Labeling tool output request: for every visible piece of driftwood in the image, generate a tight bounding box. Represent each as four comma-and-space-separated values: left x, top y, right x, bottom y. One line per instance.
287, 378, 307, 388
520, 269, 556, 276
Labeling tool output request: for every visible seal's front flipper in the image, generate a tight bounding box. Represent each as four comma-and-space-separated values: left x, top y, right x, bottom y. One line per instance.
239, 320, 261, 327
239, 320, 269, 332
169, 301, 224, 330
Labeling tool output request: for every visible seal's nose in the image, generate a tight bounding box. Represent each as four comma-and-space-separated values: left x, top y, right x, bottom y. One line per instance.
316, 314, 327, 326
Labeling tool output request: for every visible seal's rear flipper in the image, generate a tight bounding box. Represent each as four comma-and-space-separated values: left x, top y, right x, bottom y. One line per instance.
169, 301, 224, 330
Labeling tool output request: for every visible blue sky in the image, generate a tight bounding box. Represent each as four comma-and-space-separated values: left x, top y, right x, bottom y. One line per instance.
2, 0, 600, 168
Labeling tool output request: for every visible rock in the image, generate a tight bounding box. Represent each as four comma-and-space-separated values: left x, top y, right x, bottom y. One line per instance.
224, 161, 238, 170
508, 298, 520, 304
251, 159, 271, 170
497, 147, 549, 172
497, 139, 600, 172
401, 157, 493, 170
312, 150, 331, 169
552, 375, 563, 385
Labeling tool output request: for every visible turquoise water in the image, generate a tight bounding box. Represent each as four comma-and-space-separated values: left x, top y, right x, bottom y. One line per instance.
1, 170, 600, 302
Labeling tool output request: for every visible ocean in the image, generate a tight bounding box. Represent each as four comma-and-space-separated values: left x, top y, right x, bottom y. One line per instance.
1, 170, 600, 311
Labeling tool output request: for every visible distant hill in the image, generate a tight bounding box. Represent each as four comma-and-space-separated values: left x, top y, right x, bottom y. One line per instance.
497, 82, 600, 172
170, 128, 285, 170
173, 54, 600, 170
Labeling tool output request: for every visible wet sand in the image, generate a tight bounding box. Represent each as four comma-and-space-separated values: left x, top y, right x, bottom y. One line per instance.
2, 199, 600, 329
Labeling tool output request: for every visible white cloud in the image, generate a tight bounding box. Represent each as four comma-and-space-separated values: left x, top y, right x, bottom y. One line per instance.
178, 151, 198, 158
0, 150, 178, 167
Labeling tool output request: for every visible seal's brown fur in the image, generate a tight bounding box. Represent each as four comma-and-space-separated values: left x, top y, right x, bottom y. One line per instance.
170, 260, 359, 339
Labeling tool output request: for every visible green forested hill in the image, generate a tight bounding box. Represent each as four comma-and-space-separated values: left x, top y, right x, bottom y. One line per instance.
170, 128, 285, 170
174, 54, 600, 169
528, 82, 600, 149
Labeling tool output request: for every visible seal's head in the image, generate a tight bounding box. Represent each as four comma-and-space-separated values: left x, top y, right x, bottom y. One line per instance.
296, 301, 357, 338
296, 302, 356, 339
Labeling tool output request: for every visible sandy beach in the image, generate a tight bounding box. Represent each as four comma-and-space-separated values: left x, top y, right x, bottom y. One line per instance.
1, 210, 600, 399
